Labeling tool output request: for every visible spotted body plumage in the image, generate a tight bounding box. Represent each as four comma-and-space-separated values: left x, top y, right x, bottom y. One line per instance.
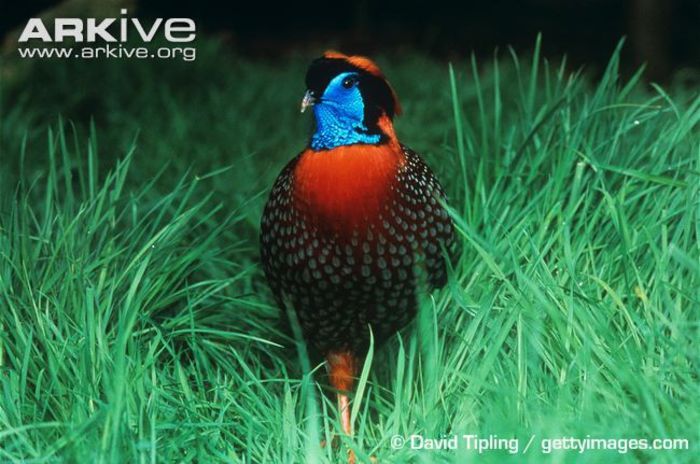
261, 145, 454, 354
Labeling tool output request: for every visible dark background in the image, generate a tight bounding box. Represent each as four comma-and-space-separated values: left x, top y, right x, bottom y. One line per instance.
2, 0, 699, 82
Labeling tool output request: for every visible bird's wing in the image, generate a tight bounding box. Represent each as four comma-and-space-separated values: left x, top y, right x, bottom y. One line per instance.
259, 155, 302, 306
397, 145, 457, 289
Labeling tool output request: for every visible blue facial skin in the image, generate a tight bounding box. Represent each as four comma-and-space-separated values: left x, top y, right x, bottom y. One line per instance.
310, 72, 382, 151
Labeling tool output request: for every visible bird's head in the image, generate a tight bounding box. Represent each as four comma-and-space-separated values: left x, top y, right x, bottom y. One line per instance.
302, 51, 402, 151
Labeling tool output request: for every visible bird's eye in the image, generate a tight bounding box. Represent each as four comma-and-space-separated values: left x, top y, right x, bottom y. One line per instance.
341, 76, 356, 89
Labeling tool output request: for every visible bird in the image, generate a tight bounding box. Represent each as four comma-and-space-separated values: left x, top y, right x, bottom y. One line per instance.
260, 51, 456, 462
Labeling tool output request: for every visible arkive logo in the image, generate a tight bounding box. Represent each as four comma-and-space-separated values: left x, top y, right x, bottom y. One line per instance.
19, 9, 196, 43
17, 9, 197, 61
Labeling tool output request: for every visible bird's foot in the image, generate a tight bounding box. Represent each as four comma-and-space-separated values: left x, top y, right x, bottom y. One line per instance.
320, 434, 340, 450
320, 436, 359, 463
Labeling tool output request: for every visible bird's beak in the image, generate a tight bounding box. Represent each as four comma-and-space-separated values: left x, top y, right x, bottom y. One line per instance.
300, 90, 316, 113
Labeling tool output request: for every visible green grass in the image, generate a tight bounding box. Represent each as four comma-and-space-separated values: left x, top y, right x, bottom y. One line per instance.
1, 37, 699, 463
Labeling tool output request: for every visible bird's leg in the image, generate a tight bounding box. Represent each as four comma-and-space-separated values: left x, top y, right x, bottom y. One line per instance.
337, 391, 353, 436
326, 351, 358, 464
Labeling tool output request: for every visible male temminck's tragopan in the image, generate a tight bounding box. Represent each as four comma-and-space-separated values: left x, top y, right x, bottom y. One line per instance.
260, 51, 456, 462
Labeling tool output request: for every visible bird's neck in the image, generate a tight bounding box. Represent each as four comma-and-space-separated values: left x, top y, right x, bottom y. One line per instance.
310, 104, 386, 150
